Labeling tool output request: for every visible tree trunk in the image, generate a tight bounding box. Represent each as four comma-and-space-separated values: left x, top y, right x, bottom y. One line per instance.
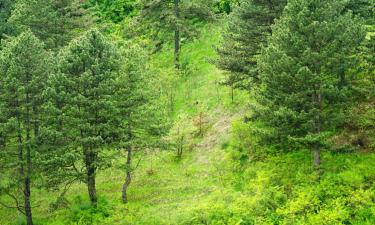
18, 129, 33, 225
24, 173, 33, 225
84, 149, 97, 206
170, 91, 174, 113
87, 167, 97, 206
231, 85, 234, 103
313, 90, 322, 179
24, 93, 33, 225
122, 146, 132, 204
313, 147, 321, 168
25, 133, 32, 225
178, 135, 184, 158
174, 0, 180, 69
122, 121, 133, 204
199, 113, 203, 136
180, 135, 184, 157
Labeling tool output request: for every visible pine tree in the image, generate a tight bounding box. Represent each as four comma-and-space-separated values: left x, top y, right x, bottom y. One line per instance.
347, 0, 375, 24
213, 0, 240, 14
138, 0, 214, 69
257, 0, 366, 171
115, 43, 169, 204
0, 0, 14, 43
45, 29, 120, 206
0, 30, 51, 225
85, 0, 137, 23
216, 0, 287, 91
9, 0, 92, 49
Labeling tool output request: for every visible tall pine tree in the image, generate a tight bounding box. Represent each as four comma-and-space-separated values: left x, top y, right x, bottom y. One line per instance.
45, 29, 120, 205
216, 0, 287, 91
137, 0, 214, 69
115, 43, 169, 203
0, 30, 50, 225
257, 0, 366, 171
0, 0, 14, 43
347, 0, 375, 24
9, 0, 92, 49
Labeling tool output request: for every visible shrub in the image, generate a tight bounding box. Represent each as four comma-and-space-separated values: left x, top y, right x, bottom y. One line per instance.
68, 196, 110, 225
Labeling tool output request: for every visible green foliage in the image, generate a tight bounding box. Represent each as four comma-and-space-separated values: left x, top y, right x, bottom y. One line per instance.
256, 0, 366, 150
0, 0, 14, 43
68, 196, 110, 225
9, 0, 92, 49
168, 113, 195, 157
229, 119, 270, 167
85, 0, 137, 23
137, 0, 214, 46
182, 150, 375, 225
114, 41, 170, 203
0, 30, 51, 223
41, 28, 121, 204
1, 1, 375, 224
347, 0, 375, 25
216, 0, 287, 90
115, 42, 169, 151
212, 0, 239, 14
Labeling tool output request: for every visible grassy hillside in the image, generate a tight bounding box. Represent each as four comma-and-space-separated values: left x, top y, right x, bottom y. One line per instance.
0, 23, 246, 225
1, 22, 375, 225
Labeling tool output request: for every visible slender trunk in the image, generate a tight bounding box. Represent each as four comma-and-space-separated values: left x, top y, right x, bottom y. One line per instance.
313, 90, 322, 179
84, 149, 97, 206
313, 147, 321, 168
122, 146, 132, 204
177, 127, 180, 157
18, 127, 32, 225
199, 113, 203, 136
25, 128, 32, 225
313, 122, 321, 169
180, 135, 184, 157
170, 91, 174, 113
24, 160, 33, 225
174, 0, 180, 69
24, 92, 33, 225
231, 85, 234, 103
122, 122, 133, 204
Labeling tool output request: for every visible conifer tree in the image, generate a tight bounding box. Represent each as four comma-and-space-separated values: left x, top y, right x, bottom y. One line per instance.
347, 0, 375, 24
216, 0, 286, 91
0, 30, 50, 225
138, 0, 214, 69
0, 0, 14, 43
46, 29, 120, 205
9, 0, 92, 49
257, 0, 366, 171
85, 0, 137, 23
115, 44, 169, 204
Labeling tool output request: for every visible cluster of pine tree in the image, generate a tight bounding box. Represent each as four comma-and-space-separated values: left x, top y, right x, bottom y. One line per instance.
218, 0, 374, 172
0, 1, 168, 225
0, 0, 374, 223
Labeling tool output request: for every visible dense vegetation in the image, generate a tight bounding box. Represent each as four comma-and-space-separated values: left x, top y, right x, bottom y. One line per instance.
0, 0, 374, 224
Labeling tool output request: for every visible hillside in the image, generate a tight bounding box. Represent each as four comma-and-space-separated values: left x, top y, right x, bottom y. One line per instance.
1, 21, 374, 225
1, 1, 374, 224
0, 23, 246, 225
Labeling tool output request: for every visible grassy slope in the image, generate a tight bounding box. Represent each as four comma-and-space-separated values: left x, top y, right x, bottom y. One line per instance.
1, 22, 374, 225
0, 23, 248, 224
101, 23, 249, 225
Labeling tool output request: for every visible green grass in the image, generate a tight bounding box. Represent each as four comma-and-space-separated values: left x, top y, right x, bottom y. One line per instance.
0, 22, 248, 225
1, 22, 375, 225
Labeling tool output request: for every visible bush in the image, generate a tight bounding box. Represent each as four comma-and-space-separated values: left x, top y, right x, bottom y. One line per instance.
68, 196, 111, 225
